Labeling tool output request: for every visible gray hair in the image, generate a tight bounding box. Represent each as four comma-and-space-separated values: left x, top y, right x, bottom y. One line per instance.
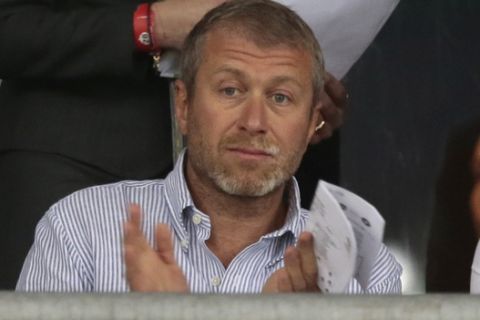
179, 0, 325, 106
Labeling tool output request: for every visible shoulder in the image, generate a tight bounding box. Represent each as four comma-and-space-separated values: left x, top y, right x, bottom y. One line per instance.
44, 179, 168, 232
51, 179, 166, 212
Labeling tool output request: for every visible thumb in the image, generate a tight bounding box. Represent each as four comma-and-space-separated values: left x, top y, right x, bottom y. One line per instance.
155, 223, 176, 265
262, 268, 291, 293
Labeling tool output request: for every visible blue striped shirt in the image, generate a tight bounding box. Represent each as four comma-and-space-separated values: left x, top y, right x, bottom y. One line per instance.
17, 152, 402, 293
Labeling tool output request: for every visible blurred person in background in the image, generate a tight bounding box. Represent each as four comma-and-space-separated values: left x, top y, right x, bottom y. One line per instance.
470, 137, 480, 293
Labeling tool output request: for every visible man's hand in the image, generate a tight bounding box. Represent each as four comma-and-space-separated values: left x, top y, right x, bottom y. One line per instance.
262, 232, 320, 293
124, 204, 188, 292
311, 72, 348, 144
151, 0, 227, 49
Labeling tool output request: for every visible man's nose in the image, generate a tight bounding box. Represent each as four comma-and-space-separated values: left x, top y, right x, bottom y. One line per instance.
237, 96, 268, 134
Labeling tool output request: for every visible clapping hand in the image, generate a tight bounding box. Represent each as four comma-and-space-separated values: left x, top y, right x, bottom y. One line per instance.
124, 204, 188, 292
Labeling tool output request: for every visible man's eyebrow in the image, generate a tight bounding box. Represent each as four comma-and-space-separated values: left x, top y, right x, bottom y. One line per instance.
269, 75, 303, 89
211, 66, 246, 78
211, 68, 304, 88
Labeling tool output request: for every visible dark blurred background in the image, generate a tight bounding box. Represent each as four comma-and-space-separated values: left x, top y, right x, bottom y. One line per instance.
297, 0, 480, 293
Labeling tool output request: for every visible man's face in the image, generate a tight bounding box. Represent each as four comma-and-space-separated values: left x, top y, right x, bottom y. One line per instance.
472, 138, 480, 235
176, 29, 321, 197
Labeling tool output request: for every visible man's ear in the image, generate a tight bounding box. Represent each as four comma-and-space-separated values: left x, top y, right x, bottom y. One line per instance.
174, 80, 189, 135
307, 101, 323, 143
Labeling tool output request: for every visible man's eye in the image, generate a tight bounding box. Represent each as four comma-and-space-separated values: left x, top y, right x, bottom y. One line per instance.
272, 94, 290, 104
222, 87, 238, 96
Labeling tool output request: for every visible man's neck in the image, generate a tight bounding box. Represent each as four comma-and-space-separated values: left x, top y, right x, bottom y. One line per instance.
184, 161, 290, 267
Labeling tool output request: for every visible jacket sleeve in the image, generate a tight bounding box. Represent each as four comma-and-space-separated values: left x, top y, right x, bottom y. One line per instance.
0, 0, 151, 80
277, 0, 400, 78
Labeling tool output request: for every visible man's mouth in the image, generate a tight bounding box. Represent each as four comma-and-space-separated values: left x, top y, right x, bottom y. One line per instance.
226, 146, 277, 160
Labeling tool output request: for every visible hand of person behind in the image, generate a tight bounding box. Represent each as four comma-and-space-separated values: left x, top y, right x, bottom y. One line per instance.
151, 0, 228, 49
310, 72, 348, 144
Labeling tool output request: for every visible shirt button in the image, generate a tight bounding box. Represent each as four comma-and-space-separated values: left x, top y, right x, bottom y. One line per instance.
211, 276, 221, 287
180, 239, 189, 249
192, 213, 202, 225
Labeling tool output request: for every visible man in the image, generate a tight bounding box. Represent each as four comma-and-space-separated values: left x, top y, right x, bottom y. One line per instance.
0, 0, 399, 289
17, 0, 401, 293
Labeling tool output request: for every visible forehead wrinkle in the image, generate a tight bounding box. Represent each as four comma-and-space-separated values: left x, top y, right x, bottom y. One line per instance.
211, 66, 246, 80
204, 32, 304, 61
221, 47, 301, 62
202, 34, 313, 90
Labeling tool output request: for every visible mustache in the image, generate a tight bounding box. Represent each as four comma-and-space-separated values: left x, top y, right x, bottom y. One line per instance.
220, 135, 280, 155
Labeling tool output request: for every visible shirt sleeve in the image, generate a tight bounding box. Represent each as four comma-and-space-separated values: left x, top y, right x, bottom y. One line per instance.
364, 244, 403, 294
275, 0, 400, 78
345, 244, 402, 294
16, 206, 90, 292
470, 240, 480, 293
0, 0, 150, 80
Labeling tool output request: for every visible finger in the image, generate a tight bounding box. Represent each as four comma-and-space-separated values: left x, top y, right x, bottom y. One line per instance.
297, 232, 320, 291
124, 206, 156, 290
324, 71, 348, 109
128, 203, 142, 230
276, 269, 293, 293
262, 268, 290, 293
124, 238, 147, 282
124, 204, 148, 249
319, 90, 343, 129
155, 223, 176, 265
284, 246, 307, 291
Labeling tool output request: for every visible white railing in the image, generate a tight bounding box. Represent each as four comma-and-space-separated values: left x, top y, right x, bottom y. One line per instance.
0, 293, 479, 320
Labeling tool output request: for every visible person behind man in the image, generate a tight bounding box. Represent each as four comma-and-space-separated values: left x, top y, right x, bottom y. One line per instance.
470, 137, 480, 293
17, 0, 401, 293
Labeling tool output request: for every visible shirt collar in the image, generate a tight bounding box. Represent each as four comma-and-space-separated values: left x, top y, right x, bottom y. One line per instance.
262, 178, 306, 240
163, 149, 307, 240
164, 149, 194, 219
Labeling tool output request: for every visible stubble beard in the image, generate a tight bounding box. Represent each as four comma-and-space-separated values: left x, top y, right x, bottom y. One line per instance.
188, 129, 306, 197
